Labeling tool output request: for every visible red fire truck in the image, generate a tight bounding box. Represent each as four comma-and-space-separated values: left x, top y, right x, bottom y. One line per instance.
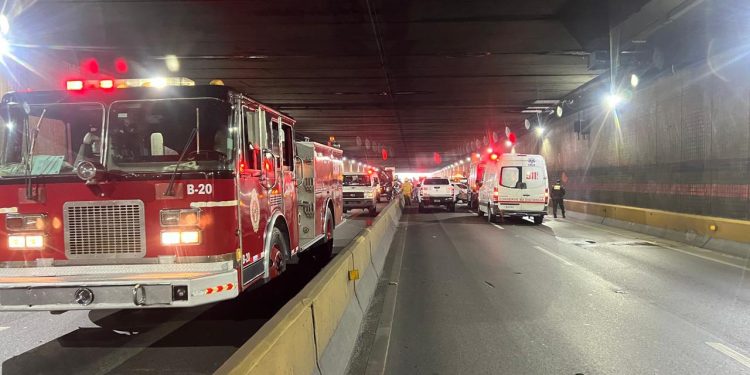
0, 78, 343, 310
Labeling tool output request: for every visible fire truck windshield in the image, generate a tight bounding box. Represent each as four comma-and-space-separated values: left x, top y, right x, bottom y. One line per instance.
106, 98, 234, 173
0, 102, 105, 177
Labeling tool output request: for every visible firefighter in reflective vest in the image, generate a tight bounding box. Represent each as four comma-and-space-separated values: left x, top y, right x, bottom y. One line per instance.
402, 179, 414, 206
551, 179, 566, 218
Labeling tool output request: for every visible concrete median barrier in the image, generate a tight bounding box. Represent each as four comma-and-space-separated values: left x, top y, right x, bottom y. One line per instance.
566, 200, 750, 256
216, 198, 403, 375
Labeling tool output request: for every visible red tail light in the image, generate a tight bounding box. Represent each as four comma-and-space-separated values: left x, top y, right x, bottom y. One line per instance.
492, 187, 499, 202
66, 80, 84, 91
544, 188, 549, 204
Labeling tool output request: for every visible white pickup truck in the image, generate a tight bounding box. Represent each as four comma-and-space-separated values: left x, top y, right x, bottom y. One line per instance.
418, 177, 456, 212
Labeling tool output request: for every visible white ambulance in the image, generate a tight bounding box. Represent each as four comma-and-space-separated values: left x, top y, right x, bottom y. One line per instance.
477, 153, 549, 224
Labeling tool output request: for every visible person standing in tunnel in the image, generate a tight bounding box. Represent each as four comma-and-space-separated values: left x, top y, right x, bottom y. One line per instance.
551, 179, 566, 218
402, 179, 413, 206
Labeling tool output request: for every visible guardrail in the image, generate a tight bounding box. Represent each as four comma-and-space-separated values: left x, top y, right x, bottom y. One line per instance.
566, 199, 750, 255
216, 199, 403, 375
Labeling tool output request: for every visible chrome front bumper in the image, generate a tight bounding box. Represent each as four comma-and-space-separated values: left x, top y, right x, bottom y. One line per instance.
0, 261, 239, 311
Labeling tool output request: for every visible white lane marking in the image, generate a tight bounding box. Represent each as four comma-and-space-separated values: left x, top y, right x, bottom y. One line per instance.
189, 200, 238, 208
706, 342, 750, 369
491, 223, 504, 230
534, 246, 573, 266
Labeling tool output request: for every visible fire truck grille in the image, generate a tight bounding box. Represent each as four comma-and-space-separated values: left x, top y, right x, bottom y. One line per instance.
64, 200, 146, 258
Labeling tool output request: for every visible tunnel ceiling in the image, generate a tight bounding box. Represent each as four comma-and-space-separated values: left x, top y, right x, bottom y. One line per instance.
11, 0, 650, 170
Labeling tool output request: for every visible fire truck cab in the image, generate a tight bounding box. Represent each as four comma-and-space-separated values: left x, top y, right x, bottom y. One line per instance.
0, 79, 342, 310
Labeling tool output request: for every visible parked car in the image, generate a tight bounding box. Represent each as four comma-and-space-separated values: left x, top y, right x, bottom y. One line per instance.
418, 177, 456, 212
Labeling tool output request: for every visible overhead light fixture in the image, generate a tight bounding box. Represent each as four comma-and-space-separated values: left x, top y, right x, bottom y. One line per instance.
604, 93, 623, 109
555, 105, 563, 118
532, 99, 560, 105
505, 140, 512, 147
535, 127, 545, 136
521, 110, 543, 114
630, 74, 639, 88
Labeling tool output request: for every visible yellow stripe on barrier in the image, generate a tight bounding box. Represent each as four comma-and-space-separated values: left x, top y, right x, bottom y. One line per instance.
566, 200, 750, 244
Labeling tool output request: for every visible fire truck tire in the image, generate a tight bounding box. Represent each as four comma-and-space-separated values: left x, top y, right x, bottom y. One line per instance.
317, 211, 335, 262
268, 228, 289, 279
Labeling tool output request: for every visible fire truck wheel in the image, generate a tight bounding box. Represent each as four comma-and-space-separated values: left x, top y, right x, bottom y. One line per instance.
268, 228, 289, 279
317, 212, 335, 261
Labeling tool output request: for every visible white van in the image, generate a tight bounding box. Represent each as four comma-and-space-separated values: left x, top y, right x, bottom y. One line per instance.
477, 153, 549, 224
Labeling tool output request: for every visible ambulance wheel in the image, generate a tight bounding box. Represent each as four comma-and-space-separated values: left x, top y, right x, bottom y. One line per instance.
268, 228, 289, 279
487, 204, 495, 223
533, 216, 543, 225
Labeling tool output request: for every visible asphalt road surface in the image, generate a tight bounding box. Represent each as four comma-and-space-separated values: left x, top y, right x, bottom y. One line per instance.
350, 204, 750, 375
0, 202, 388, 375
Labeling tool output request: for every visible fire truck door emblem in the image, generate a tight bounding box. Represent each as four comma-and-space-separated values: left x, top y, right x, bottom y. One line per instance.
250, 189, 261, 233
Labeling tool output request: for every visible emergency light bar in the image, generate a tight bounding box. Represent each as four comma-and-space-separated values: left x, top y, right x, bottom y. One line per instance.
65, 77, 196, 91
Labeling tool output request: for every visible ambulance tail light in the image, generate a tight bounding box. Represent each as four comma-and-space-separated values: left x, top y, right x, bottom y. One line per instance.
544, 188, 549, 205
492, 187, 499, 202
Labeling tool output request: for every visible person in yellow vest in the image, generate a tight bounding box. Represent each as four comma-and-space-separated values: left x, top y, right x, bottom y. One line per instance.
402, 179, 414, 206
551, 179, 566, 218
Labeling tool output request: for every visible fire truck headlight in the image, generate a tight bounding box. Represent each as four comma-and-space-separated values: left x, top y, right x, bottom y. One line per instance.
160, 209, 201, 227
161, 231, 181, 245
25, 235, 44, 249
8, 235, 25, 249
180, 230, 201, 244
8, 234, 44, 249
161, 230, 201, 245
6, 213, 47, 231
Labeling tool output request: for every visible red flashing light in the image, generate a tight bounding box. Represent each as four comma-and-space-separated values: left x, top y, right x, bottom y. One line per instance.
114, 57, 128, 73
382, 148, 388, 161
83, 58, 99, 74
509, 132, 517, 144
490, 153, 498, 161
66, 80, 84, 91
99, 79, 114, 89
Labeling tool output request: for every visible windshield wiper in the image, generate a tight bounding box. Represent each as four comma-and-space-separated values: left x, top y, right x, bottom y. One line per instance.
164, 107, 199, 196
25, 108, 46, 199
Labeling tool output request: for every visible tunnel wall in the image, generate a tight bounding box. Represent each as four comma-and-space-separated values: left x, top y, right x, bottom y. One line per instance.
521, 61, 750, 220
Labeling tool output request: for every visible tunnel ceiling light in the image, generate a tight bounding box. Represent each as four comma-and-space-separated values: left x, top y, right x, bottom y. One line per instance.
521, 109, 543, 114
535, 127, 545, 136
630, 74, 640, 88
0, 15, 9, 36
555, 105, 563, 118
505, 140, 512, 147
465, 157, 471, 162
604, 93, 623, 109
532, 99, 560, 105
